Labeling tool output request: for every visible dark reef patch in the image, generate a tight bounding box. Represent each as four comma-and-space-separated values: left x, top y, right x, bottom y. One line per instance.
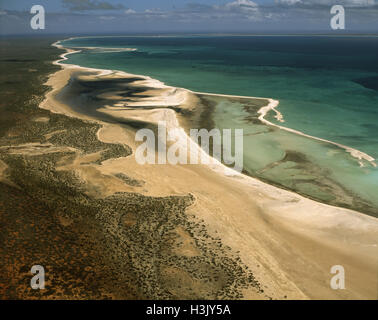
353, 76, 378, 91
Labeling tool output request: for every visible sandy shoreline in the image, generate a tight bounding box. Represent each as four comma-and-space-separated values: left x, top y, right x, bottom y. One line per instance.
55, 40, 376, 168
39, 40, 378, 299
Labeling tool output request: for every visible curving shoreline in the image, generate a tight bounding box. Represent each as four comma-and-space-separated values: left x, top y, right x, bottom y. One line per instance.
55, 39, 376, 169
51, 38, 378, 216
39, 39, 378, 299
51, 39, 378, 216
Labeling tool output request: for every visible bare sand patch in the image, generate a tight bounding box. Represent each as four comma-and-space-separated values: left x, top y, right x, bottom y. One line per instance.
33, 116, 50, 122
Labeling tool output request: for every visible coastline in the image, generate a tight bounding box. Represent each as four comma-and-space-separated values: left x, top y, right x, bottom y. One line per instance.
39, 39, 378, 299
55, 39, 377, 169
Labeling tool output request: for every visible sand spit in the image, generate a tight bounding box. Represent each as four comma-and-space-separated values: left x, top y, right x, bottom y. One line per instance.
257, 99, 376, 168
51, 38, 377, 168
38, 40, 378, 300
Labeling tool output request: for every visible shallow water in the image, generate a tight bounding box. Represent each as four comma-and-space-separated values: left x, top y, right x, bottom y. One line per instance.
59, 35, 378, 216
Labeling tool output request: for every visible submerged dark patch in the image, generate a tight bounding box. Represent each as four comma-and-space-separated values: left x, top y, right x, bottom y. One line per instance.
353, 76, 378, 91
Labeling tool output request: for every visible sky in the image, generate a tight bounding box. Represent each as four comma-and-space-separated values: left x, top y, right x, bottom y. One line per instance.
0, 0, 377, 35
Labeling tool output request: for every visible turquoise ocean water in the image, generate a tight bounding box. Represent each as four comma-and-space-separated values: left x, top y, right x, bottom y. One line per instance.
59, 36, 378, 215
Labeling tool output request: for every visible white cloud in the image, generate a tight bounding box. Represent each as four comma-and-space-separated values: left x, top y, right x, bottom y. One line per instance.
214, 0, 260, 19
120, 1, 261, 21
225, 0, 259, 11
275, 0, 302, 4
275, 0, 375, 6
143, 8, 169, 19
124, 9, 136, 14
